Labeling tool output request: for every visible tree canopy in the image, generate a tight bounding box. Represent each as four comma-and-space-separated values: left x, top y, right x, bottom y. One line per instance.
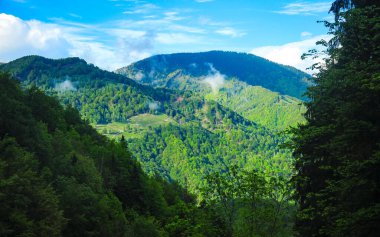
291, 1, 380, 236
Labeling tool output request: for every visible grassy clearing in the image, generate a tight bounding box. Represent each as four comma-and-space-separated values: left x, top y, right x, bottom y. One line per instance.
93, 113, 177, 140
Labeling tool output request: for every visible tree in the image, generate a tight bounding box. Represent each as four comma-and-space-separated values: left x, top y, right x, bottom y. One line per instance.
291, 1, 380, 236
0, 138, 66, 237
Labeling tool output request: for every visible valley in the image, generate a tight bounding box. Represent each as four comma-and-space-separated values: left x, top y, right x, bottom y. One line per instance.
2, 1, 378, 236
0, 51, 308, 195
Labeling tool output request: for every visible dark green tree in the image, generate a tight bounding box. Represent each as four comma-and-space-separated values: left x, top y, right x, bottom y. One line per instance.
0, 137, 66, 237
291, 1, 380, 236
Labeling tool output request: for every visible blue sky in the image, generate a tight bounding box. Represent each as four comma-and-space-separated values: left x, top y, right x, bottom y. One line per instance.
0, 0, 334, 71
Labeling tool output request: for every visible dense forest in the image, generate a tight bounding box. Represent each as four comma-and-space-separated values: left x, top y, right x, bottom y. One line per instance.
0, 73, 294, 236
116, 51, 310, 99
0, 52, 299, 197
1, 0, 379, 236
290, 0, 380, 236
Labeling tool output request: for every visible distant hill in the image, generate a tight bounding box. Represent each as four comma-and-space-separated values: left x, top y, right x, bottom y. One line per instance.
0, 55, 294, 194
116, 51, 307, 129
0, 72, 224, 236
116, 51, 311, 99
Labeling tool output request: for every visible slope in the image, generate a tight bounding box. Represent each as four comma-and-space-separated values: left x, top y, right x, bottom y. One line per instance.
0, 55, 294, 195
116, 50, 311, 99
0, 72, 224, 236
116, 51, 307, 129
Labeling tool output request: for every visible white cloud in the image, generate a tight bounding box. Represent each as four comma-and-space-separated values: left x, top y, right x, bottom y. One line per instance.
275, 2, 331, 15
134, 71, 145, 80
215, 27, 245, 38
164, 11, 184, 21
0, 14, 71, 60
156, 33, 201, 44
123, 3, 159, 14
0, 14, 152, 70
170, 24, 205, 34
301, 31, 312, 37
251, 35, 332, 73
55, 79, 76, 92
202, 64, 225, 93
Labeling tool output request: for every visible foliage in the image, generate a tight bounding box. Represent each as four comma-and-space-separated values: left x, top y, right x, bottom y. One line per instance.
291, 1, 380, 236
116, 51, 310, 99
0, 52, 305, 235
202, 166, 295, 237
117, 52, 308, 130
0, 73, 223, 237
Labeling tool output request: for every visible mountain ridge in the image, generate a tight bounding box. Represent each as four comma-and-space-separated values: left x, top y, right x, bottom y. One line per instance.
116, 50, 311, 99
0, 54, 298, 195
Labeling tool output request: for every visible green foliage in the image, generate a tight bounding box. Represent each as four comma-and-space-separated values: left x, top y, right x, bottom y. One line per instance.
0, 73, 224, 237
0, 137, 65, 237
205, 80, 305, 130
128, 123, 293, 195
117, 52, 307, 130
202, 166, 295, 237
0, 56, 173, 124
116, 51, 310, 99
0, 52, 304, 235
291, 2, 380, 236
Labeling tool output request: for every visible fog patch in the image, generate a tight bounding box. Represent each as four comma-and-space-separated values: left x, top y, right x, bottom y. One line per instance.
201, 63, 225, 93
149, 68, 156, 78
148, 101, 160, 111
55, 79, 76, 92
134, 71, 145, 80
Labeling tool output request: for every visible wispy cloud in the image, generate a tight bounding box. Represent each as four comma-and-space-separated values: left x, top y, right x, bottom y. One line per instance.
275, 2, 331, 15
202, 63, 225, 93
301, 31, 312, 37
251, 34, 332, 73
68, 13, 82, 19
163, 11, 184, 21
55, 79, 76, 92
156, 33, 202, 44
215, 27, 245, 38
123, 3, 159, 15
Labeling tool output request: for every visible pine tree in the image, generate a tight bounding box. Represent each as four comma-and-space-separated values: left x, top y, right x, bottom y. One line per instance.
291, 1, 380, 236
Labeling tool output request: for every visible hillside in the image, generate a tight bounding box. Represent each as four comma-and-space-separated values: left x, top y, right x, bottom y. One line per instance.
0, 72, 216, 236
116, 51, 307, 129
0, 72, 295, 236
116, 51, 311, 99
0, 55, 293, 195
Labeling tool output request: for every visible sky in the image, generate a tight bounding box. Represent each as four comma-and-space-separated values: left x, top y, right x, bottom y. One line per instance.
0, 0, 334, 72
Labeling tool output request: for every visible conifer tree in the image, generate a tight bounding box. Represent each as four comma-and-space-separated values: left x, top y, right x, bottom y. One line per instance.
291, 1, 380, 236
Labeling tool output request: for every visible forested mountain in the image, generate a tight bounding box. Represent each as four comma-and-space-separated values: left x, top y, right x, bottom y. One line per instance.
0, 52, 305, 236
0, 55, 172, 124
116, 51, 310, 99
116, 51, 307, 129
2, 0, 379, 236
0, 72, 295, 236
0, 72, 214, 236
0, 55, 298, 194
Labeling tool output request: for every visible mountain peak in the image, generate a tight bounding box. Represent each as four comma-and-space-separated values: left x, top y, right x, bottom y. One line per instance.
117, 51, 310, 99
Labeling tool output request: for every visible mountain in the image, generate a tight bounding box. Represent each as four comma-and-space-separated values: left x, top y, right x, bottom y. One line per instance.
0, 55, 293, 195
0, 72, 217, 236
116, 51, 311, 99
0, 72, 295, 236
116, 51, 308, 130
